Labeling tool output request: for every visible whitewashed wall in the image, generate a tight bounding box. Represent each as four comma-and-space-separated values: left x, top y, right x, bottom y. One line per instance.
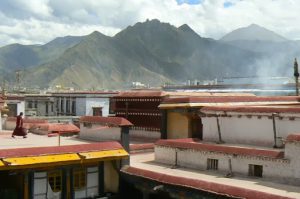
79, 123, 121, 141
154, 146, 176, 165
285, 142, 300, 180
76, 98, 86, 116
130, 129, 160, 139
85, 98, 110, 116
202, 114, 300, 147
17, 101, 25, 115
155, 145, 299, 185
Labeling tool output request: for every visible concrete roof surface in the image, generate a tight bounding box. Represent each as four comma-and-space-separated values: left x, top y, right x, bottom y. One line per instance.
130, 153, 300, 199
0, 132, 93, 150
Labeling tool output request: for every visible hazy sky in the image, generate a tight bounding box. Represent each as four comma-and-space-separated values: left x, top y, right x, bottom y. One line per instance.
0, 0, 300, 47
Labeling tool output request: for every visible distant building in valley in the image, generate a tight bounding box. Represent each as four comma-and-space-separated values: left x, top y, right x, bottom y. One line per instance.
24, 91, 118, 117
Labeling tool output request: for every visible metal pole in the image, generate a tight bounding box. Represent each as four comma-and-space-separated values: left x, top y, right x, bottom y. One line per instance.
58, 131, 61, 146
272, 113, 277, 148
294, 58, 299, 95
216, 116, 224, 143
296, 77, 299, 96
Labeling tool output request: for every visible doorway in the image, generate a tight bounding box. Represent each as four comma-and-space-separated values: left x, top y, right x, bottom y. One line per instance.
190, 114, 203, 140
0, 171, 23, 199
92, 107, 103, 116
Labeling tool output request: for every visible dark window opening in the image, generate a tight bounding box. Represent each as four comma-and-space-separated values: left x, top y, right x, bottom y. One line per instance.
207, 158, 218, 170
83, 122, 92, 128
45, 102, 48, 115
71, 99, 76, 115
248, 164, 263, 177
60, 98, 64, 113
28, 101, 33, 108
93, 107, 103, 116
66, 99, 70, 114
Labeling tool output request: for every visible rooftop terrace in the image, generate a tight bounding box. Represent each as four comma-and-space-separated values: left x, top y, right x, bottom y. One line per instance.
127, 153, 300, 199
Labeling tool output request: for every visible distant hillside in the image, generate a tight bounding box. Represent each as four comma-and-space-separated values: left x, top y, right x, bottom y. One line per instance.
220, 24, 287, 42
3, 20, 299, 89
221, 24, 300, 77
19, 19, 261, 89
0, 36, 82, 83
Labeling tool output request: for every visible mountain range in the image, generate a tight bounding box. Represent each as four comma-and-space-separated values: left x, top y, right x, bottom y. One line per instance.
0, 20, 298, 89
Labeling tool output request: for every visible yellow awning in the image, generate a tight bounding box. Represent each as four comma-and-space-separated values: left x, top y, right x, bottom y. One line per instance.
0, 149, 129, 170
79, 149, 128, 160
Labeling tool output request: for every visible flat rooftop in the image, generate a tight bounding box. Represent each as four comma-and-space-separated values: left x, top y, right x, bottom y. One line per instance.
0, 131, 93, 150
128, 153, 300, 199
0, 131, 154, 152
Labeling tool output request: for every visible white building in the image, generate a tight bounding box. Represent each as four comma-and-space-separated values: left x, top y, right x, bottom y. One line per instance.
51, 91, 118, 116
6, 95, 25, 116
200, 106, 300, 148
24, 91, 118, 117
25, 94, 55, 116
154, 95, 300, 187
155, 134, 300, 185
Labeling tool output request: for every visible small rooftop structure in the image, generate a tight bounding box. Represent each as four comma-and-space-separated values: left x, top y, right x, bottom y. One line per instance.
286, 133, 300, 142
80, 116, 133, 127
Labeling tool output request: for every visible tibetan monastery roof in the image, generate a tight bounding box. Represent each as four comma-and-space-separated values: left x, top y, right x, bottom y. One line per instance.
31, 123, 80, 133
122, 166, 292, 199
159, 96, 300, 109
165, 92, 255, 97
6, 95, 25, 100
286, 134, 300, 142
80, 116, 133, 126
115, 90, 166, 97
50, 91, 118, 95
162, 96, 300, 104
200, 105, 300, 114
0, 142, 123, 158
156, 138, 284, 159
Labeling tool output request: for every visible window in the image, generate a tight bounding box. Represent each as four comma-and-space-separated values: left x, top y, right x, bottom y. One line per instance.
83, 122, 92, 128
51, 102, 54, 112
48, 170, 62, 192
61, 98, 64, 112
66, 99, 70, 114
73, 168, 86, 190
248, 164, 263, 177
71, 99, 76, 115
34, 101, 38, 108
45, 102, 48, 115
109, 99, 116, 114
92, 107, 103, 116
56, 98, 59, 112
28, 101, 33, 108
207, 158, 218, 170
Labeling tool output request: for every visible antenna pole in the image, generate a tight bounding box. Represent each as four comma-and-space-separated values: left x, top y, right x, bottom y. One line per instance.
294, 58, 299, 96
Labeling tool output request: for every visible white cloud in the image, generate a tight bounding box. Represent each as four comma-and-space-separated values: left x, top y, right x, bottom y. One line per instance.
1, 0, 300, 47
